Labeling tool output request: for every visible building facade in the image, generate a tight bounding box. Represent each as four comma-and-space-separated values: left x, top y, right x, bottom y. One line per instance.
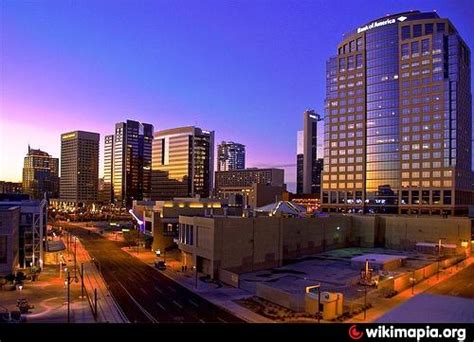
60, 131, 100, 206
0, 182, 22, 194
151, 126, 214, 200
22, 146, 59, 200
322, 11, 472, 215
0, 206, 20, 276
217, 141, 246, 171
297, 110, 324, 195
103, 120, 153, 207
214, 168, 285, 208
0, 198, 47, 270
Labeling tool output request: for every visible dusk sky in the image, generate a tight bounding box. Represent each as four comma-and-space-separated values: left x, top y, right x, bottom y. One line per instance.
1, 0, 473, 192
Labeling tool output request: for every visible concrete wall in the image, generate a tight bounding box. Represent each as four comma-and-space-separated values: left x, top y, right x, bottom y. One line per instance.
350, 215, 376, 247
382, 216, 471, 253
256, 282, 305, 312
281, 216, 351, 260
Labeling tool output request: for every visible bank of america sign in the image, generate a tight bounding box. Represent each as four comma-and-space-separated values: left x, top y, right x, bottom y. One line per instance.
357, 16, 407, 34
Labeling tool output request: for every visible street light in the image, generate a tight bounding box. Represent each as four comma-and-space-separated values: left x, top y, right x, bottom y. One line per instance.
410, 271, 416, 295
66, 271, 71, 323
193, 265, 198, 289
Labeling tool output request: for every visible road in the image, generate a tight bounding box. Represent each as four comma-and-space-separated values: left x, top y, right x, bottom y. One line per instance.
61, 223, 244, 323
427, 263, 474, 298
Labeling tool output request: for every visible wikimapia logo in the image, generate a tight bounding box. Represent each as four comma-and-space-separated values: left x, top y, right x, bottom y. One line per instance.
348, 325, 467, 342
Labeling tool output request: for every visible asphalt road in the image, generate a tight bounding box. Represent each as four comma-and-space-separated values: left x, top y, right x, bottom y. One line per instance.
427, 263, 474, 299
61, 224, 244, 323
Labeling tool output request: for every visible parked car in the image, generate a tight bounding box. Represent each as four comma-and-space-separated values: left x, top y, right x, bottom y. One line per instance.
155, 261, 166, 270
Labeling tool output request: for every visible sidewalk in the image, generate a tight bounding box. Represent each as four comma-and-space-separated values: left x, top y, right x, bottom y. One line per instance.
122, 246, 273, 323
65, 234, 128, 323
346, 256, 474, 323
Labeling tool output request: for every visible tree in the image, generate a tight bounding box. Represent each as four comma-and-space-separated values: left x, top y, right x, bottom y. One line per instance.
123, 230, 139, 247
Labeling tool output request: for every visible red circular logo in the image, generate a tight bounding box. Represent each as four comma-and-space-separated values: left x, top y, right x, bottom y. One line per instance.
348, 325, 364, 340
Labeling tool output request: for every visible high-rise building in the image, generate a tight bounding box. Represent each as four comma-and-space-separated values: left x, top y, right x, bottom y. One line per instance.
151, 126, 214, 200
297, 110, 323, 195
60, 131, 99, 206
22, 146, 59, 200
296, 130, 304, 194
321, 11, 472, 215
217, 141, 245, 171
103, 134, 114, 203
103, 120, 153, 207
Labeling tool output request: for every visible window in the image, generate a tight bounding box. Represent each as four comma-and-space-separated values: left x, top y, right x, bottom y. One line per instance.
401, 26, 411, 40
411, 41, 420, 56
436, 22, 445, 33
356, 54, 363, 68
413, 24, 422, 38
421, 39, 430, 55
443, 190, 451, 204
425, 23, 434, 35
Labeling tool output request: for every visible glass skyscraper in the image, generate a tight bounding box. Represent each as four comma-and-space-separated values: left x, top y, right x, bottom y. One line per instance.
217, 141, 246, 171
151, 126, 214, 200
321, 11, 472, 215
103, 120, 153, 207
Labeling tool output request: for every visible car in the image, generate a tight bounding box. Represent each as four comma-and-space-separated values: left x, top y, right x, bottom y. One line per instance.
155, 261, 166, 270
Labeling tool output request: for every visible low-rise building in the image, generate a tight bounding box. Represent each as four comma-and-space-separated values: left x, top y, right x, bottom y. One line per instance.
177, 214, 472, 282
0, 206, 20, 276
0, 198, 47, 269
132, 198, 238, 252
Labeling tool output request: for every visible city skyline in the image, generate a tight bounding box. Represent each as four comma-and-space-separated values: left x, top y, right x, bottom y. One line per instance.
1, 1, 473, 194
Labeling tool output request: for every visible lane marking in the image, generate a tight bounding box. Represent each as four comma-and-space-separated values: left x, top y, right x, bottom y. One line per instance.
156, 301, 166, 310
117, 281, 159, 323
172, 300, 183, 309
217, 317, 227, 323
154, 286, 162, 294
167, 286, 177, 293
188, 299, 199, 307
199, 319, 206, 323
140, 287, 147, 295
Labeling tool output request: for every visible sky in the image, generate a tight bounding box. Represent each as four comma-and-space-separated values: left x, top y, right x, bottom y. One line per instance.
1, 0, 473, 192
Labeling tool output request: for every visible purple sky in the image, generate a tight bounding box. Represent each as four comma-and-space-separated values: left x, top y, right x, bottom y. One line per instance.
1, 0, 473, 192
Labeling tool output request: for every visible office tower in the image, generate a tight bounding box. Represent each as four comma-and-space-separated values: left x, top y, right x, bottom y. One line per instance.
321, 11, 472, 215
22, 146, 59, 200
301, 110, 323, 195
296, 130, 304, 194
60, 131, 99, 206
103, 120, 153, 207
217, 141, 246, 171
151, 126, 214, 200
102, 134, 114, 203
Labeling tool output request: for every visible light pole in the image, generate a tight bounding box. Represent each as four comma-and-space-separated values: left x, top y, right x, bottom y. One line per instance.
66, 271, 71, 323
74, 236, 78, 282
193, 265, 198, 289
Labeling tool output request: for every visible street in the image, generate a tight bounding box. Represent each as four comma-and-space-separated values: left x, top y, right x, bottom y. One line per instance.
62, 224, 244, 323
427, 263, 474, 298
